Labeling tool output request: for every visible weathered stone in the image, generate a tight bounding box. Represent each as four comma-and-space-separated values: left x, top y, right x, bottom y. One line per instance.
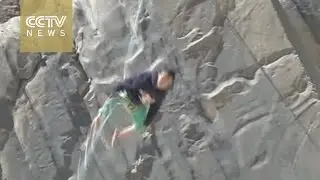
23, 54, 90, 178
228, 0, 293, 62
272, 0, 320, 91
170, 0, 217, 38
200, 53, 320, 180
292, 0, 320, 43
0, 17, 20, 101
0, 129, 9, 151
262, 52, 320, 180
13, 94, 58, 180
0, 99, 14, 132
263, 54, 306, 97
215, 21, 257, 82
0, 16, 42, 81
0, 0, 19, 24
0, 133, 33, 180
5, 38, 42, 80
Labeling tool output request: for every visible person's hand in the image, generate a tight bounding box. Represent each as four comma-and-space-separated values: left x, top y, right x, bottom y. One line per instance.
139, 90, 155, 105
141, 93, 155, 105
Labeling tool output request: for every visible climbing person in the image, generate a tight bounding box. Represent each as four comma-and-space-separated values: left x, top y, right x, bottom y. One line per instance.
110, 68, 176, 147
84, 68, 176, 149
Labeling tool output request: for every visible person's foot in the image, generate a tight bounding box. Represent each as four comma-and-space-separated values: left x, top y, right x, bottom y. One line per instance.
111, 128, 119, 148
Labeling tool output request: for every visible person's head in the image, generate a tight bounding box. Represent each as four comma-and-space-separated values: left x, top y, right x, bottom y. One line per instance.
156, 69, 176, 91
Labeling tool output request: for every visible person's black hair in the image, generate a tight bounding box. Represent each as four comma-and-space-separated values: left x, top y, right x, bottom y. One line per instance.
160, 68, 176, 81
167, 69, 176, 80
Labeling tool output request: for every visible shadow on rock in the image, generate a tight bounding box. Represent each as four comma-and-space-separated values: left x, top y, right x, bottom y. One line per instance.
0, 99, 14, 132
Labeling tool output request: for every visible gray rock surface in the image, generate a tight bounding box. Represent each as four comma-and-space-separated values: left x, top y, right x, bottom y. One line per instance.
292, 0, 320, 43
1, 0, 320, 179
0, 0, 19, 24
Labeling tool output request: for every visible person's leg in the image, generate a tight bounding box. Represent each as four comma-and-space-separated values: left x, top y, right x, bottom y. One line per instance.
111, 124, 136, 147
118, 124, 136, 137
110, 98, 149, 147
84, 96, 118, 149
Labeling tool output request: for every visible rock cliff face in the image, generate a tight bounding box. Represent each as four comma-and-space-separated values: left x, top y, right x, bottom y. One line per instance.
1, 0, 320, 179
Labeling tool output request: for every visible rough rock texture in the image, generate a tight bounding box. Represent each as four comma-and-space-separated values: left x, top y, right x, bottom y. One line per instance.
292, 0, 320, 43
0, 0, 19, 24
1, 0, 320, 179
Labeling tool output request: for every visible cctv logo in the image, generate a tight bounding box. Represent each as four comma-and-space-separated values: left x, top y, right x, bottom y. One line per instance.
25, 16, 67, 37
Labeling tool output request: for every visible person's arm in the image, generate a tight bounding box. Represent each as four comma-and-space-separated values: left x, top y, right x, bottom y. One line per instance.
144, 103, 164, 157
114, 71, 152, 94
114, 76, 135, 92
143, 101, 163, 127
